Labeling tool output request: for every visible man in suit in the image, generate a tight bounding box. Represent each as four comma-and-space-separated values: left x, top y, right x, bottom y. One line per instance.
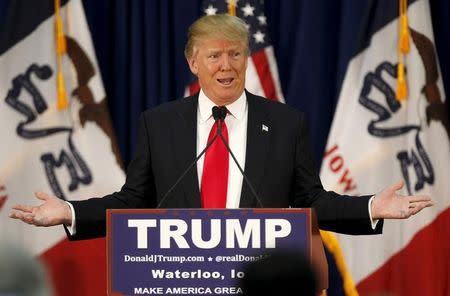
10, 14, 432, 239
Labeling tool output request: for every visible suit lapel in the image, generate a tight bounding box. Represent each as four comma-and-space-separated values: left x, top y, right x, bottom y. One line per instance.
239, 91, 271, 208
173, 94, 201, 207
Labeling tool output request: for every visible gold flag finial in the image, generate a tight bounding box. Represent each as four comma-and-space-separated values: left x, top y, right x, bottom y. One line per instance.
228, 0, 236, 16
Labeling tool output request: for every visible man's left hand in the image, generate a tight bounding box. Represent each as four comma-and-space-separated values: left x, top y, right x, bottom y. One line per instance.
371, 180, 433, 219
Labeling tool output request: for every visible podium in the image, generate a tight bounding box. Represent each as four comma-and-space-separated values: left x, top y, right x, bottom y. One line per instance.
107, 208, 328, 295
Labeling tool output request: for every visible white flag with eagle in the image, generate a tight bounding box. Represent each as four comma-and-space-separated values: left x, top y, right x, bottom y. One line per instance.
319, 0, 450, 295
0, 0, 124, 295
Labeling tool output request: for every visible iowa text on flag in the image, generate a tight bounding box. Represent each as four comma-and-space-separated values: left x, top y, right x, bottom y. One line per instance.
0, 0, 125, 295
186, 0, 284, 102
319, 0, 450, 295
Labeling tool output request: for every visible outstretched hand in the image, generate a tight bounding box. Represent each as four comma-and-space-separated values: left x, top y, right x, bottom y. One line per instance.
9, 192, 72, 227
371, 180, 433, 220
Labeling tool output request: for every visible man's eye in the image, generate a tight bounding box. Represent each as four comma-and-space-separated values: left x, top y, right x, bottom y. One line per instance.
231, 52, 241, 58
209, 54, 218, 59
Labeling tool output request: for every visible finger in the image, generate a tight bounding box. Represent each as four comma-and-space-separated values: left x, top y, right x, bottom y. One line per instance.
35, 191, 51, 201
420, 200, 434, 208
11, 204, 34, 213
411, 206, 423, 216
390, 180, 404, 192
9, 211, 25, 220
409, 200, 433, 208
23, 213, 37, 225
9, 212, 35, 224
411, 201, 434, 209
411, 201, 433, 215
408, 195, 432, 203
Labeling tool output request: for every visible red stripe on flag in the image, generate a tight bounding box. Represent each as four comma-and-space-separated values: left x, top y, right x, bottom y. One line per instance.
0, 195, 6, 210
40, 238, 107, 296
357, 208, 450, 296
189, 81, 201, 96
251, 49, 278, 101
0, 183, 6, 210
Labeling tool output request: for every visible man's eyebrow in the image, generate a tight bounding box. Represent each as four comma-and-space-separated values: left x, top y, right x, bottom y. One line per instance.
206, 46, 241, 51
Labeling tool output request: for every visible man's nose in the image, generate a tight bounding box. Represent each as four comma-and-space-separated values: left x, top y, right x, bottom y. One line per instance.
220, 55, 231, 71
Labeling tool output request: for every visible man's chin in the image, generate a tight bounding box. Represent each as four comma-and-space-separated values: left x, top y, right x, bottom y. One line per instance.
211, 95, 239, 105
216, 91, 244, 103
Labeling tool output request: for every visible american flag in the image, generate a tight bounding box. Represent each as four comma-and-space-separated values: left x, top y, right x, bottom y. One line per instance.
185, 0, 284, 102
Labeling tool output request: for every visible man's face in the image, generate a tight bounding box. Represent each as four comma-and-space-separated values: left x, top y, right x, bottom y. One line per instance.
187, 39, 248, 105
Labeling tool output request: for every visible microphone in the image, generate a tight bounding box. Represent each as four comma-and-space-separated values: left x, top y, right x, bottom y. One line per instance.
212, 105, 227, 121
212, 105, 227, 135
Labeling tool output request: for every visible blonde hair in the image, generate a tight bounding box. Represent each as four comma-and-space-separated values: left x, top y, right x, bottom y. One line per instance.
184, 14, 250, 59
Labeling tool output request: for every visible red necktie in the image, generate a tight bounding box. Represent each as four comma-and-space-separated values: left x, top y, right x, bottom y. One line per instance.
201, 118, 229, 208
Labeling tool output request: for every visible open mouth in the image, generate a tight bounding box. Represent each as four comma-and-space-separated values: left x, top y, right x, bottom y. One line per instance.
217, 78, 234, 86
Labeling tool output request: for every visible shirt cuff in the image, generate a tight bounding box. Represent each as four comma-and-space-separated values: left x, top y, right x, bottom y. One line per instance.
65, 201, 77, 235
368, 195, 379, 230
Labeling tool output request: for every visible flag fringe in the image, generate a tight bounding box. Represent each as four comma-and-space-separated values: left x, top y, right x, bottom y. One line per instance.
320, 231, 359, 296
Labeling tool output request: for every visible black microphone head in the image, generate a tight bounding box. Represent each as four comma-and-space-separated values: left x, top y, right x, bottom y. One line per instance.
212, 106, 227, 121
212, 106, 221, 121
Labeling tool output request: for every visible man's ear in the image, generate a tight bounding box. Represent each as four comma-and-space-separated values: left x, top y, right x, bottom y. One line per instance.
187, 57, 198, 75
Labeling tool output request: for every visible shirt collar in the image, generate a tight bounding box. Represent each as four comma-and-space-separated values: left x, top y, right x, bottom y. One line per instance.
198, 89, 247, 123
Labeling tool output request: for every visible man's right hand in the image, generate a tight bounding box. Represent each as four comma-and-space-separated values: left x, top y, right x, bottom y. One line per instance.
9, 192, 72, 227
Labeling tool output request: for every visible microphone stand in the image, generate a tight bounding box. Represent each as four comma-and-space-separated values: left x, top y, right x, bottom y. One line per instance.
217, 118, 263, 208
156, 132, 219, 208
157, 105, 264, 208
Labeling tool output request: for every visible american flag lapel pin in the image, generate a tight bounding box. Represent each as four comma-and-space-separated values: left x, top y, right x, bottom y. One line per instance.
262, 124, 269, 132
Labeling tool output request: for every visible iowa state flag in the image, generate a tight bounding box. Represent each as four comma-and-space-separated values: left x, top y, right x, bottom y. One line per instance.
0, 0, 124, 295
320, 0, 450, 295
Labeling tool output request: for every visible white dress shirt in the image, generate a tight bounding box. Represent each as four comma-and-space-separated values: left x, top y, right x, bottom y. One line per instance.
196, 89, 248, 209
